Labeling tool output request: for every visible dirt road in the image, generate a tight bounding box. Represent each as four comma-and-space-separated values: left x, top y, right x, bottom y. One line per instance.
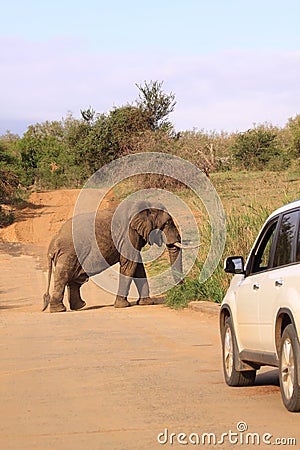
0, 191, 299, 449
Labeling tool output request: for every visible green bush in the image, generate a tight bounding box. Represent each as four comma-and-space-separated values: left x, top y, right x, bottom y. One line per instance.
166, 266, 227, 309
231, 125, 289, 171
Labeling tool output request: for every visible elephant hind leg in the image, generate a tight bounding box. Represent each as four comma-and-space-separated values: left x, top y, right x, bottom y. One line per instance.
50, 264, 68, 313
50, 294, 67, 313
50, 290, 67, 312
67, 282, 86, 311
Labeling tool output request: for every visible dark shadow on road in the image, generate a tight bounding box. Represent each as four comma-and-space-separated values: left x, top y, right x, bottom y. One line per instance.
82, 297, 165, 311
255, 369, 279, 387
7, 200, 49, 224
152, 296, 166, 305
0, 304, 24, 310
82, 304, 114, 311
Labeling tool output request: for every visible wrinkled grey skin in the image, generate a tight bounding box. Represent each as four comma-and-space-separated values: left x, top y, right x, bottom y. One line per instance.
43, 201, 183, 312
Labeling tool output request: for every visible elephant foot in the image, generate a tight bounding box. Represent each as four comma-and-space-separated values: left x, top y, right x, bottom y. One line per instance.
137, 297, 155, 306
50, 302, 67, 313
70, 299, 86, 311
114, 297, 131, 308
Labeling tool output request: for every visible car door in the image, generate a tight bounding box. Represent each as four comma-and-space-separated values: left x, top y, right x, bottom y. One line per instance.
235, 217, 279, 351
258, 209, 300, 353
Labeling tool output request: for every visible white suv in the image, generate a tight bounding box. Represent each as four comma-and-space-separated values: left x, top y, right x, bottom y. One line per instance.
220, 200, 300, 412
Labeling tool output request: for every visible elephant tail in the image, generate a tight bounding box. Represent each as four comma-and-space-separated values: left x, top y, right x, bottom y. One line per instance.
42, 254, 53, 311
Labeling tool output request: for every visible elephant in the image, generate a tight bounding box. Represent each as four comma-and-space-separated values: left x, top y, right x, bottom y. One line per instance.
43, 201, 184, 313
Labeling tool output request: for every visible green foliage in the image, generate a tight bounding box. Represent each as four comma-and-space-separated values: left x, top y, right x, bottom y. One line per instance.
166, 278, 202, 309
12, 107, 149, 189
0, 137, 21, 200
0, 140, 20, 226
166, 266, 226, 309
136, 80, 176, 132
0, 140, 16, 167
103, 105, 149, 155
17, 121, 70, 187
64, 116, 98, 183
0, 206, 14, 227
2, 84, 300, 194
2, 81, 300, 232
0, 168, 19, 203
66, 105, 150, 183
287, 115, 300, 155
231, 124, 289, 170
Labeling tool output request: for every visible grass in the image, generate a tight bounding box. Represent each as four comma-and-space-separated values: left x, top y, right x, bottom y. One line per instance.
166, 170, 300, 308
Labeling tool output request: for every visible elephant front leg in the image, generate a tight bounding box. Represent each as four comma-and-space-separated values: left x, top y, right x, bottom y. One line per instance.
134, 263, 154, 306
67, 282, 86, 311
114, 258, 137, 308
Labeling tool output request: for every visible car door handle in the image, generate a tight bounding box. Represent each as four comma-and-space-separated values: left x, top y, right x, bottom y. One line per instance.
253, 283, 260, 290
275, 279, 284, 287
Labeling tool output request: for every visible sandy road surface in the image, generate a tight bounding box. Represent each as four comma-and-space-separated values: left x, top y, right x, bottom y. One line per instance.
0, 191, 299, 449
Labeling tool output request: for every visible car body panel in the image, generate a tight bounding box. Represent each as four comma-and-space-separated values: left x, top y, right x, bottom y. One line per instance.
221, 199, 300, 368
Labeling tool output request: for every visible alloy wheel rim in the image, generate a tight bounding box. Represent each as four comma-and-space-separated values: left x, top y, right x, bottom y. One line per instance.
281, 337, 295, 401
224, 327, 233, 377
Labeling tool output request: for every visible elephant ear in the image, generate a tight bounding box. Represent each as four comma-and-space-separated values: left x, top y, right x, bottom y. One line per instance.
130, 209, 154, 241
150, 208, 170, 229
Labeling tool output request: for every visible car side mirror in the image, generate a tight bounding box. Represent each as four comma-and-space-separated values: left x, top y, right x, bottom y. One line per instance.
224, 256, 245, 274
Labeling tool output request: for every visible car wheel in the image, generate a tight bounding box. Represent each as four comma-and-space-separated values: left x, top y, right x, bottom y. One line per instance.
279, 324, 300, 412
222, 317, 256, 386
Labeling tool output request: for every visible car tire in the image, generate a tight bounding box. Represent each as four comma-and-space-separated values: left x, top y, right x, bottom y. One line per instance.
222, 317, 256, 387
279, 324, 300, 412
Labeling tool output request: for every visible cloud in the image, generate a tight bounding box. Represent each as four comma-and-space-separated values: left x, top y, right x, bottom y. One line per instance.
1, 36, 300, 135
168, 50, 300, 131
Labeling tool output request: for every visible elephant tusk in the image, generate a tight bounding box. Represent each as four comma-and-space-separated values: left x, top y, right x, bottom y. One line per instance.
173, 241, 202, 249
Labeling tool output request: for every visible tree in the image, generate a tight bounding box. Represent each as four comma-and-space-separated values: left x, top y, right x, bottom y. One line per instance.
0, 139, 20, 226
104, 105, 149, 154
135, 80, 176, 132
0, 139, 17, 167
231, 124, 288, 170
17, 121, 68, 187
287, 115, 300, 156
64, 105, 150, 181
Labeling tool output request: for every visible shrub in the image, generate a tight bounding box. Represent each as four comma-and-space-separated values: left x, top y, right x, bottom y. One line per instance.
231, 125, 289, 171
166, 266, 227, 309
0, 205, 14, 227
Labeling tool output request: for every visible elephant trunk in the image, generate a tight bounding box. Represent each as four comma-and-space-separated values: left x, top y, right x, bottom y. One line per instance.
167, 244, 183, 284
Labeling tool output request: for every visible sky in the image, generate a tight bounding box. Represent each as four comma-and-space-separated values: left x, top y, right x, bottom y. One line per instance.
1, 0, 300, 136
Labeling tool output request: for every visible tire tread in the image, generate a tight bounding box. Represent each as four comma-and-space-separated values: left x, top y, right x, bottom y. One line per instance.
222, 317, 256, 387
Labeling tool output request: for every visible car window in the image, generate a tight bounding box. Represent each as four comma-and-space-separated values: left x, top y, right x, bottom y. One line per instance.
273, 211, 299, 268
297, 222, 300, 262
250, 220, 278, 274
